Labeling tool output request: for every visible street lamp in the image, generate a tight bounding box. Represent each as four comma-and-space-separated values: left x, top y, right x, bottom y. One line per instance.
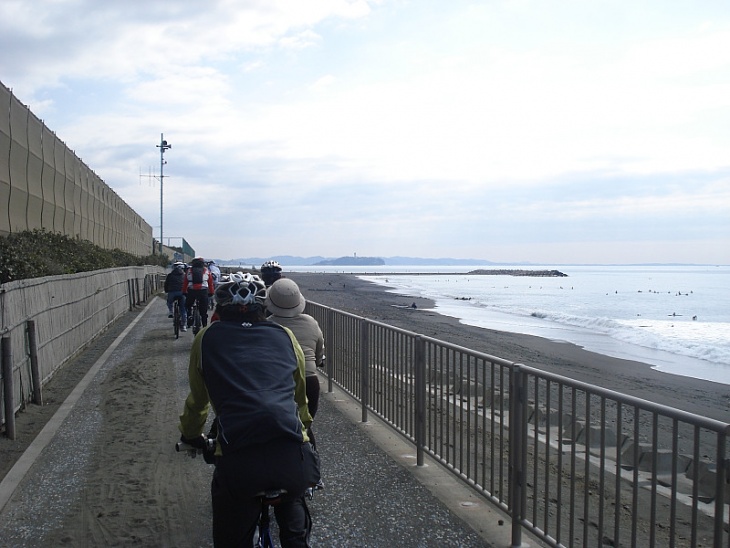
156, 133, 172, 254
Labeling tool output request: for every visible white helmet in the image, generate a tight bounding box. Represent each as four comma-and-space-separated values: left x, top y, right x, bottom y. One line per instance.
260, 260, 282, 272
214, 274, 267, 309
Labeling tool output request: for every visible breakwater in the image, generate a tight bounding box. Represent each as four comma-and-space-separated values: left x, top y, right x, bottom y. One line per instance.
354, 269, 568, 277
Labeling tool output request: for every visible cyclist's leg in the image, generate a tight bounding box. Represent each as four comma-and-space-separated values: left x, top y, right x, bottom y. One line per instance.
193, 291, 204, 325
176, 293, 187, 325
185, 293, 194, 326
166, 292, 175, 316
305, 375, 320, 450
268, 440, 319, 546
274, 498, 312, 548
200, 293, 209, 326
305, 375, 320, 418
211, 468, 259, 547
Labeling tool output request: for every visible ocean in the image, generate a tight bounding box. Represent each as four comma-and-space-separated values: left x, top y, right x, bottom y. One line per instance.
289, 265, 730, 386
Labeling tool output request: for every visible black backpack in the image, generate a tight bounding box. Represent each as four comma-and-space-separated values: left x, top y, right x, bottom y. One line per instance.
191, 266, 204, 285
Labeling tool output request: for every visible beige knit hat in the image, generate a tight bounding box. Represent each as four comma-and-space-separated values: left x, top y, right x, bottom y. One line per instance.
265, 278, 305, 317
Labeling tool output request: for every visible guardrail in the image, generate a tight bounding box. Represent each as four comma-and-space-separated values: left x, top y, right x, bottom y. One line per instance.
0, 266, 164, 436
307, 301, 730, 548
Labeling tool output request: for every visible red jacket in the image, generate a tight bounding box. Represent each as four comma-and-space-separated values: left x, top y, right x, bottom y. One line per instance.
183, 266, 214, 295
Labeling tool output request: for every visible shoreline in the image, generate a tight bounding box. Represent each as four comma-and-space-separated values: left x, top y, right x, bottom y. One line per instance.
287, 272, 730, 423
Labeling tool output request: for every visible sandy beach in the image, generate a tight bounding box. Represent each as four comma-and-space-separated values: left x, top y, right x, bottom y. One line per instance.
287, 271, 730, 423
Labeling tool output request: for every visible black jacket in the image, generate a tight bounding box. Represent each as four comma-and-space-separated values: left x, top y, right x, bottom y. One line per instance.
165, 268, 185, 292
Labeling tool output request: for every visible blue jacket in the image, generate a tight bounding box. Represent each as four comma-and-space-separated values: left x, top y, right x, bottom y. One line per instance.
178, 320, 310, 454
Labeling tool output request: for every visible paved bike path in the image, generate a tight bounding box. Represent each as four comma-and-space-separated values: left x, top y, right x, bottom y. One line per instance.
0, 298, 521, 547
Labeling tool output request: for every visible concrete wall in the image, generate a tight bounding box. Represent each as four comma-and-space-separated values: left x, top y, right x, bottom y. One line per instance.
0, 266, 164, 428
0, 82, 153, 256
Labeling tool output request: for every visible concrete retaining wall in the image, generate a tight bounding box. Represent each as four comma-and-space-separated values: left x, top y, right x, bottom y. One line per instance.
0, 266, 164, 430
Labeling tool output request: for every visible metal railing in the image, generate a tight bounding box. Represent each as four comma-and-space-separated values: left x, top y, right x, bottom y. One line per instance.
308, 301, 730, 548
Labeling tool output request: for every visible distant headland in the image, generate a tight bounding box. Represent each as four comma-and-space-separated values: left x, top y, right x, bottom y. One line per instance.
314, 256, 385, 266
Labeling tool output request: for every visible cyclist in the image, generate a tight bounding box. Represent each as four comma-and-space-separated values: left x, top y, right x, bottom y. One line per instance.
207, 260, 222, 288
260, 260, 283, 287
183, 257, 215, 329
165, 262, 187, 331
178, 274, 319, 547
265, 278, 324, 450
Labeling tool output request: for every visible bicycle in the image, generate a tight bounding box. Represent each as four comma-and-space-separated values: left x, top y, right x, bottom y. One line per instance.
190, 299, 202, 334
255, 489, 286, 548
176, 435, 318, 547
173, 299, 181, 339
175, 437, 285, 547
256, 482, 321, 546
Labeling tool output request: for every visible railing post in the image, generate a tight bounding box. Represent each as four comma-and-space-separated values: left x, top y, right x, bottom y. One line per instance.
414, 335, 426, 466
509, 363, 525, 548
2, 335, 15, 440
713, 429, 727, 548
127, 279, 134, 310
26, 320, 42, 405
326, 311, 334, 394
360, 319, 369, 423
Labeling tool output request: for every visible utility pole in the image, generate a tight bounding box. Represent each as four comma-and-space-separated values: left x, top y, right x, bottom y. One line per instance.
156, 134, 172, 254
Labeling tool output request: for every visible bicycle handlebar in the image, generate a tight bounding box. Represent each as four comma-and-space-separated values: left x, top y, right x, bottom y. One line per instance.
175, 435, 216, 461
175, 440, 201, 453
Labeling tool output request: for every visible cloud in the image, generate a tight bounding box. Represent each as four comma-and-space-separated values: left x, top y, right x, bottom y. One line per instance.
1, 0, 729, 264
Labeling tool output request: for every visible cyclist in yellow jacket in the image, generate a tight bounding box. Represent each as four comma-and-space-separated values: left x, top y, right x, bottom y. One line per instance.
178, 273, 319, 547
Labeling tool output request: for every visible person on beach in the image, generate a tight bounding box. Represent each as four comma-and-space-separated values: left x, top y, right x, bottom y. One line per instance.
265, 278, 325, 451
260, 259, 283, 287
183, 257, 215, 328
164, 261, 188, 331
178, 274, 320, 548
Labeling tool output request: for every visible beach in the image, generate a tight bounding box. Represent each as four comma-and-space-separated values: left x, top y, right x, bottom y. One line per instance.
288, 272, 730, 423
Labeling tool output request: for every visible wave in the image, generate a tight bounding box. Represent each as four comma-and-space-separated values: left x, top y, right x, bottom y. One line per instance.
418, 289, 730, 367
362, 272, 730, 379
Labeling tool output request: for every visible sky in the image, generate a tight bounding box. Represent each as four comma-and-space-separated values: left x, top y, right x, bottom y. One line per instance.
2, 0, 730, 265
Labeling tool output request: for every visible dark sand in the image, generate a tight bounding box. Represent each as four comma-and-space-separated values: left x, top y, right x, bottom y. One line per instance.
288, 272, 730, 423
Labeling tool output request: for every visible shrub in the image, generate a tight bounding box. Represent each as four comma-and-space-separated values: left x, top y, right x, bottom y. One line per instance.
0, 229, 168, 284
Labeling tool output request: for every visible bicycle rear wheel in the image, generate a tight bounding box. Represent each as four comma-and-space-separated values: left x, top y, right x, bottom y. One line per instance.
173, 302, 180, 339
193, 306, 202, 334
256, 505, 274, 548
